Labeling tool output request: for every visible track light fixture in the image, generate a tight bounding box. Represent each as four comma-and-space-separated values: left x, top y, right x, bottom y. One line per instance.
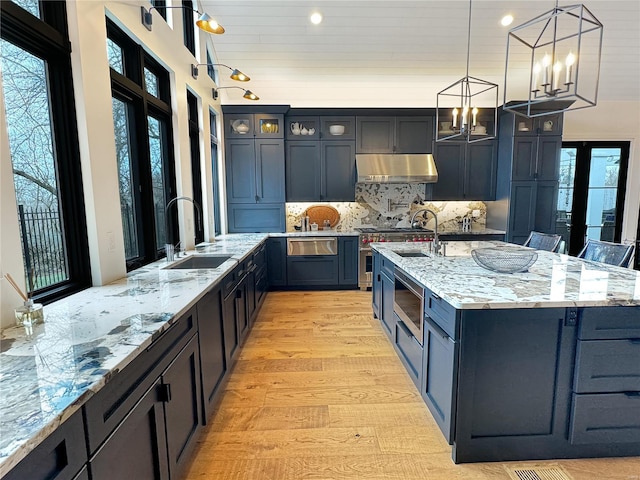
141, 6, 224, 34
191, 63, 250, 81
212, 87, 259, 101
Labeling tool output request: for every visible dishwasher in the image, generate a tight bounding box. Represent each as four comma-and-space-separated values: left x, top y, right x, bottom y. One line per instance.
286, 237, 339, 286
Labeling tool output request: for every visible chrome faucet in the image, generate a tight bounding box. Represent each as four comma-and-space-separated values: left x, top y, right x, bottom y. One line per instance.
165, 196, 202, 261
410, 208, 440, 255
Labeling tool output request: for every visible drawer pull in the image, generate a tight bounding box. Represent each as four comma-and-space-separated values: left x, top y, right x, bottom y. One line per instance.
431, 293, 441, 300
629, 339, 640, 344
623, 392, 640, 398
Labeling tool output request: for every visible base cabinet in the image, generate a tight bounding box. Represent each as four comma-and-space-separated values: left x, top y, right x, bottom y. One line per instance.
197, 287, 226, 419
90, 377, 169, 480
91, 333, 202, 480
287, 256, 339, 285
372, 251, 382, 318
3, 409, 87, 480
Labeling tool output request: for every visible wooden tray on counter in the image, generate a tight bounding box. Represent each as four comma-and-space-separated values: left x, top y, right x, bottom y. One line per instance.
304, 205, 340, 228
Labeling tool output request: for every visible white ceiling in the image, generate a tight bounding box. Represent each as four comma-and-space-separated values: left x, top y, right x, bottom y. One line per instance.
201, 0, 640, 108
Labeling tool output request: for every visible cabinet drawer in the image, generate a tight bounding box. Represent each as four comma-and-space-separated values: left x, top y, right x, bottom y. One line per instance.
381, 255, 394, 277
84, 307, 197, 454
253, 243, 266, 270
574, 339, 640, 393
579, 307, 640, 340
395, 319, 423, 388
569, 393, 640, 445
286, 256, 339, 286
4, 408, 87, 480
424, 289, 457, 339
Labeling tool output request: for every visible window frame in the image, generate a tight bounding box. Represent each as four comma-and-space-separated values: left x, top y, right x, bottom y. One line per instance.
1, 0, 91, 303
107, 19, 177, 270
182, 0, 196, 56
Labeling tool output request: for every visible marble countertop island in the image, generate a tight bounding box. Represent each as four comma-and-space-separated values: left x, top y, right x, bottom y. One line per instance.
373, 240, 640, 309
0, 234, 267, 476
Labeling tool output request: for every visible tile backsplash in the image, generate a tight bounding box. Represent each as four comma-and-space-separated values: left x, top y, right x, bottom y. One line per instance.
286, 184, 486, 231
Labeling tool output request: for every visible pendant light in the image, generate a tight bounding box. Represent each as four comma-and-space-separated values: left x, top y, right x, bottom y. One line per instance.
436, 0, 498, 144
503, 1, 602, 117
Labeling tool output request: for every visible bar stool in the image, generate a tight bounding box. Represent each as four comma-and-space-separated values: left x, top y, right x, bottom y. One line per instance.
523, 231, 563, 252
577, 239, 635, 267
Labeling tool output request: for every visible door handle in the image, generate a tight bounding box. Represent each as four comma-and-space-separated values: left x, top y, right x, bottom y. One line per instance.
158, 383, 172, 403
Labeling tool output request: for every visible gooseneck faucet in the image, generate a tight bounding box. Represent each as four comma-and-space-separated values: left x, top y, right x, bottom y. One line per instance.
165, 196, 203, 261
410, 208, 440, 255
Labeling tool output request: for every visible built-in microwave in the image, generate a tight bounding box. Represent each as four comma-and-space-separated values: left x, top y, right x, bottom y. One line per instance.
393, 268, 424, 344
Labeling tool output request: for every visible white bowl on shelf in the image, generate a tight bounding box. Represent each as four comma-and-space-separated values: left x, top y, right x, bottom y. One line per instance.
329, 125, 345, 135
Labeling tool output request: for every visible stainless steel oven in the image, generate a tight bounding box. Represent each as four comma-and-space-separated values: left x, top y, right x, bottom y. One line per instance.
393, 268, 424, 344
357, 227, 434, 290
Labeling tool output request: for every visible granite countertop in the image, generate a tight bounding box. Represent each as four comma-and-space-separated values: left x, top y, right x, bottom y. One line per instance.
373, 240, 640, 310
0, 233, 267, 476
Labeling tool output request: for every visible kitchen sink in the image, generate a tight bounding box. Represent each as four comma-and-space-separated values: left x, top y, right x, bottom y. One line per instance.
164, 254, 233, 269
394, 251, 429, 258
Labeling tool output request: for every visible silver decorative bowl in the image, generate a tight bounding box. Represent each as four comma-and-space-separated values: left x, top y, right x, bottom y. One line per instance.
471, 247, 538, 273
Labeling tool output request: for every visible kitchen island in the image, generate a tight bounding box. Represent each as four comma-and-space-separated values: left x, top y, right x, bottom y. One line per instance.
372, 240, 640, 463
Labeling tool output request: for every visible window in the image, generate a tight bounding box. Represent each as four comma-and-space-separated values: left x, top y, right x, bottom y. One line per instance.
1, 1, 90, 301
150, 0, 166, 20
210, 109, 221, 236
108, 20, 176, 269
206, 48, 218, 84
557, 142, 629, 255
187, 91, 204, 244
182, 0, 196, 56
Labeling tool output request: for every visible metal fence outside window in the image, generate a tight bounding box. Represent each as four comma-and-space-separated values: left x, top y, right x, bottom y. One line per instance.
17, 205, 68, 292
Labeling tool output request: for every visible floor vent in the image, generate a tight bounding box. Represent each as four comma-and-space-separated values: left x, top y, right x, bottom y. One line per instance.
505, 464, 574, 480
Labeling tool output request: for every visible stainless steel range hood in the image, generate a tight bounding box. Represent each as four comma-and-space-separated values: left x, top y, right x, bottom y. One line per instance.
356, 154, 438, 184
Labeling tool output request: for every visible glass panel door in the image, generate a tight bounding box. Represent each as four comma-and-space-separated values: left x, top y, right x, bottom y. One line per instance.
558, 142, 629, 256
585, 148, 622, 243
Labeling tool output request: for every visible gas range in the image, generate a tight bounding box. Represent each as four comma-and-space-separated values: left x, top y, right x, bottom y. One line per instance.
356, 227, 435, 245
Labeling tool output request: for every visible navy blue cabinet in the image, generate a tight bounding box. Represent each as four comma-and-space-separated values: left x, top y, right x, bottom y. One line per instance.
372, 251, 382, 318
338, 236, 358, 286
266, 238, 287, 287
4, 408, 88, 480
90, 377, 169, 480
286, 255, 339, 286
395, 318, 423, 389
226, 137, 285, 232
430, 140, 496, 201
197, 286, 226, 419
356, 116, 433, 154
286, 139, 355, 202
90, 329, 202, 480
495, 111, 562, 243
380, 268, 395, 339
422, 314, 457, 444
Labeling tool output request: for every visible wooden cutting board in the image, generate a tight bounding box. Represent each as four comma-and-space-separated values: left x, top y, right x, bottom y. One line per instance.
304, 205, 340, 228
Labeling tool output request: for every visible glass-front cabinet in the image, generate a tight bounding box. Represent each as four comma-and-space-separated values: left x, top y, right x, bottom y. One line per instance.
225, 113, 283, 139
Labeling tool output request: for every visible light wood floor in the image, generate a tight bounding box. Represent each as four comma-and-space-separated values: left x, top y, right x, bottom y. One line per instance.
184, 291, 640, 480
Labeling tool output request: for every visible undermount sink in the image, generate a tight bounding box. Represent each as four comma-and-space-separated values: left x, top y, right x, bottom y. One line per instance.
394, 251, 429, 258
164, 254, 233, 270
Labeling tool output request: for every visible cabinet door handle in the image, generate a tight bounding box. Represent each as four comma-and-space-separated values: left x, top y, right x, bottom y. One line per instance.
255, 195, 260, 202
377, 274, 381, 282
236, 289, 242, 299
158, 383, 172, 403
629, 339, 640, 344
431, 292, 441, 300
624, 392, 640, 398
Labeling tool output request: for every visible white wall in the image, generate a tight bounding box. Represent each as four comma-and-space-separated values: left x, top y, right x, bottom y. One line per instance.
563, 101, 640, 243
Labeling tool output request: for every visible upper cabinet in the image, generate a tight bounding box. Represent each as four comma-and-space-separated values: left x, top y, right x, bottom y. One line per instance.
356, 116, 434, 153
225, 113, 284, 139
429, 139, 497, 201
286, 115, 356, 141
510, 113, 563, 137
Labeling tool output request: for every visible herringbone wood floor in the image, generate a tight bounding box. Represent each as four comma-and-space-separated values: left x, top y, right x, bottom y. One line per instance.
184, 291, 640, 480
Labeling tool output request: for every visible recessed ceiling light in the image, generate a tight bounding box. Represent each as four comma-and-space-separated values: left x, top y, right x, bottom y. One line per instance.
310, 12, 323, 25
501, 14, 514, 26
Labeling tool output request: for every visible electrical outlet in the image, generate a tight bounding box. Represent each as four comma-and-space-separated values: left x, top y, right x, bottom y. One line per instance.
472, 209, 480, 218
